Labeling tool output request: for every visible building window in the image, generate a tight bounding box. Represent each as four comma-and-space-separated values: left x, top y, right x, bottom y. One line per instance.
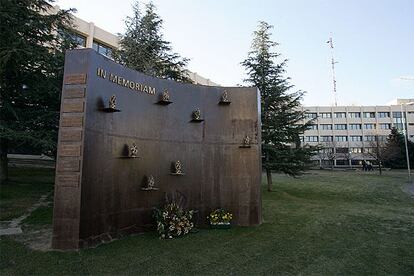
322, 160, 334, 166
70, 32, 87, 47
392, 112, 403, 118
334, 124, 347, 130
378, 112, 390, 118
379, 123, 391, 129
321, 136, 333, 142
309, 124, 318, 130
378, 135, 387, 142
350, 136, 363, 142
349, 124, 362, 130
349, 112, 361, 118
335, 136, 348, 142
393, 118, 404, 130
336, 147, 349, 154
334, 112, 346, 118
364, 123, 376, 129
363, 112, 376, 118
364, 148, 374, 153
392, 112, 406, 130
93, 40, 114, 58
336, 159, 348, 165
350, 147, 363, 153
306, 113, 317, 119
321, 148, 334, 154
321, 124, 332, 130
305, 136, 318, 142
320, 112, 332, 118
364, 135, 376, 141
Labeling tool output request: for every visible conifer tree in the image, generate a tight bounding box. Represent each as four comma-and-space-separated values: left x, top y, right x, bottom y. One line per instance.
241, 21, 316, 191
0, 0, 76, 182
115, 2, 192, 83
383, 127, 414, 169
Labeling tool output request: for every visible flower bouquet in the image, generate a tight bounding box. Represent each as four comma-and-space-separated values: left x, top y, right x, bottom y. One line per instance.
208, 208, 233, 229
153, 202, 194, 239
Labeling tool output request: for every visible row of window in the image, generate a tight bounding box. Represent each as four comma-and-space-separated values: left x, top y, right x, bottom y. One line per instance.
93, 41, 114, 58
70, 32, 114, 59
319, 147, 378, 154
306, 111, 406, 119
309, 123, 392, 130
302, 135, 387, 143
320, 147, 377, 154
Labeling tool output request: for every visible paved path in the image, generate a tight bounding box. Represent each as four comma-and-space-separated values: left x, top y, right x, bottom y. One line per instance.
407, 183, 414, 196
0, 193, 50, 236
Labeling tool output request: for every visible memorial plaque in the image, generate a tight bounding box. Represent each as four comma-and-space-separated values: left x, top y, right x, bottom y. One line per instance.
64, 88, 85, 99
60, 129, 82, 142
52, 49, 262, 250
61, 115, 83, 127
64, 74, 87, 84
60, 144, 81, 157
56, 174, 80, 187
62, 99, 84, 113
57, 159, 80, 172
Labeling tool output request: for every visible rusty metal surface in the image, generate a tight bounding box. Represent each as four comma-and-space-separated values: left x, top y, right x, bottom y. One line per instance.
52, 49, 262, 250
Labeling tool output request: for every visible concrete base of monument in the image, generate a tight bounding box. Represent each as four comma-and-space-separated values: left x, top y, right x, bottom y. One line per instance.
78, 225, 151, 249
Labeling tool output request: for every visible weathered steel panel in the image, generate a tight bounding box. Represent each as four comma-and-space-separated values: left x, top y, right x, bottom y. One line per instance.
52, 49, 262, 250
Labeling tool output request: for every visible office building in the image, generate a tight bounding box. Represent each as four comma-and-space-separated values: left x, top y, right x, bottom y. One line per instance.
301, 99, 414, 167
51, 6, 218, 86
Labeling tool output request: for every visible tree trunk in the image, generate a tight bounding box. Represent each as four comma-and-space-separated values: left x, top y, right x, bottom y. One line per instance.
379, 161, 382, 175
0, 138, 8, 184
266, 168, 273, 192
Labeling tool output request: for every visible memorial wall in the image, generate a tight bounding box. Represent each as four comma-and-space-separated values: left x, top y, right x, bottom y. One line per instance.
52, 49, 262, 250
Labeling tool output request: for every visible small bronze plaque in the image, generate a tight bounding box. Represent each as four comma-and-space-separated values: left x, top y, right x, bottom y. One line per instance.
64, 74, 87, 85
60, 144, 82, 157
60, 129, 82, 142
61, 115, 83, 127
57, 158, 80, 172
62, 99, 84, 113
64, 88, 85, 99
56, 174, 80, 187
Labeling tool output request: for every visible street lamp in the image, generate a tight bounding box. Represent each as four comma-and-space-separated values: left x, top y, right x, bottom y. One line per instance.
400, 102, 413, 181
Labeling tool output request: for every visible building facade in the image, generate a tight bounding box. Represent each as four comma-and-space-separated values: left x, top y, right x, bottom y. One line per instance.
51, 6, 218, 86
301, 99, 414, 167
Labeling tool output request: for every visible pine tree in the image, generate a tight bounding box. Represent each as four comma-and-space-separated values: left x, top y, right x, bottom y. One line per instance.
115, 1, 192, 83
241, 21, 316, 191
383, 127, 414, 169
0, 0, 76, 182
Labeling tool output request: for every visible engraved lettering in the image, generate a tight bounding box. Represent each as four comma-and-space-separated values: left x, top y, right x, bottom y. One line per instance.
148, 86, 156, 95
99, 68, 156, 96
97, 68, 106, 79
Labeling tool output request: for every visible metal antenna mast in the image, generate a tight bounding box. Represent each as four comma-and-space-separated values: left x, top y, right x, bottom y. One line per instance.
327, 35, 338, 106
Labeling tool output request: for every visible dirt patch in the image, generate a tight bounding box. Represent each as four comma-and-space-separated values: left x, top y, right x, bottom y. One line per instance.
15, 226, 52, 251
1, 192, 53, 251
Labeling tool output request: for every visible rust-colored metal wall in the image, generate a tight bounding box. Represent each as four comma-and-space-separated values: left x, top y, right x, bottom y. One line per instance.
52, 49, 262, 250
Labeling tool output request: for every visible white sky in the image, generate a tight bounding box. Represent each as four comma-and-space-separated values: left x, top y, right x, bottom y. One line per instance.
55, 0, 414, 106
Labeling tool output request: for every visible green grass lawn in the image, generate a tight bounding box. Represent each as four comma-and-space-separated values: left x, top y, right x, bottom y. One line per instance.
1, 168, 414, 275
0, 167, 54, 221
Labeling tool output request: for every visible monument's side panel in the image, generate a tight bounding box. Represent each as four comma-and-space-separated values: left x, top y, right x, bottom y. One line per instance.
52, 50, 90, 250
